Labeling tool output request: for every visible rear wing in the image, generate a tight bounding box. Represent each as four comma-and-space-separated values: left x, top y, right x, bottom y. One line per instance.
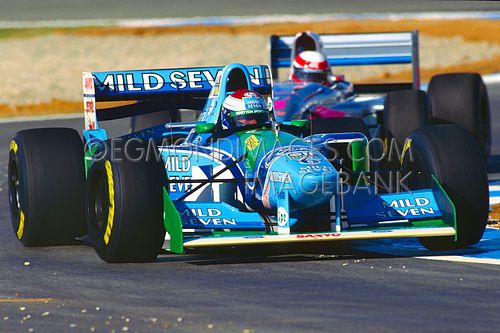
269, 31, 420, 93
82, 65, 272, 130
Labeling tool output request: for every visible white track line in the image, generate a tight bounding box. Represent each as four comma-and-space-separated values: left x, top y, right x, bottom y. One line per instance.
416, 255, 500, 266
483, 73, 500, 85
0, 11, 498, 29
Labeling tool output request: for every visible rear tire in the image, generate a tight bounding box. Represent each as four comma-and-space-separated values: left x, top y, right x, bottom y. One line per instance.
85, 139, 166, 262
428, 73, 491, 160
8, 128, 86, 246
402, 124, 488, 250
383, 89, 430, 147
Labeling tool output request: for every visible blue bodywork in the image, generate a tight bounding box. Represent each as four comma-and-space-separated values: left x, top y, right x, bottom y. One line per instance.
82, 63, 455, 251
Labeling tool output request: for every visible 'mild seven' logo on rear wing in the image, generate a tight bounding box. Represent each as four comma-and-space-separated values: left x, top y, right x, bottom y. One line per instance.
89, 65, 272, 100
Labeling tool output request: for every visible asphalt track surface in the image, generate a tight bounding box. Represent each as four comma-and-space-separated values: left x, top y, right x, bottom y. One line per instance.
0, 83, 498, 333
0, 0, 499, 21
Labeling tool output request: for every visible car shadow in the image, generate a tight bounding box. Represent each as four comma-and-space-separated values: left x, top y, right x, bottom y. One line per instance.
156, 241, 414, 266
156, 228, 500, 266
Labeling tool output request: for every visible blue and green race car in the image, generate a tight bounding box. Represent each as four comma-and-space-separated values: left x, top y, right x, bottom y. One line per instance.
8, 63, 489, 262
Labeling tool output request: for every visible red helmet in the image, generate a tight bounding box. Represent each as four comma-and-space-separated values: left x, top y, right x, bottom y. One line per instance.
291, 51, 330, 84
221, 89, 269, 130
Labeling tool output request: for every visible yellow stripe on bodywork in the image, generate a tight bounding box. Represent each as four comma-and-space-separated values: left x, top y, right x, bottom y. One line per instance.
16, 210, 25, 239
103, 161, 115, 245
10, 140, 18, 153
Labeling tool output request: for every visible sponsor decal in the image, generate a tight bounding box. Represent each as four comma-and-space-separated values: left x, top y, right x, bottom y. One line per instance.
84, 95, 97, 130
288, 150, 308, 160
85, 100, 95, 113
376, 197, 436, 218
84, 76, 94, 91
170, 70, 217, 89
296, 233, 341, 239
94, 67, 269, 93
269, 171, 292, 183
277, 206, 289, 227
298, 153, 321, 165
165, 155, 191, 173
82, 72, 95, 95
244, 135, 260, 151
243, 96, 267, 110
287, 149, 321, 165
298, 165, 334, 175
165, 155, 192, 193
85, 112, 96, 130
231, 109, 266, 117
180, 208, 236, 226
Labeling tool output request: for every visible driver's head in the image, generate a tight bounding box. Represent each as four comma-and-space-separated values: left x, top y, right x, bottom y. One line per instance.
291, 50, 330, 84
221, 89, 269, 130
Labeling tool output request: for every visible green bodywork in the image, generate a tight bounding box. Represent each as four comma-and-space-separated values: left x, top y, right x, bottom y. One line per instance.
350, 139, 369, 172
163, 188, 184, 254
238, 129, 303, 171
431, 175, 458, 241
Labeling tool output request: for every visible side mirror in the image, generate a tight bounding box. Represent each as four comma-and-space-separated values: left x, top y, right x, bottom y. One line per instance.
195, 123, 215, 134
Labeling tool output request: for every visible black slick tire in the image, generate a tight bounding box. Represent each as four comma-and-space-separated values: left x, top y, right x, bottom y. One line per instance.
8, 128, 86, 246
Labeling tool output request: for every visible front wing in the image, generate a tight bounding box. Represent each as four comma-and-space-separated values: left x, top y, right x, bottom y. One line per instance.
164, 176, 457, 253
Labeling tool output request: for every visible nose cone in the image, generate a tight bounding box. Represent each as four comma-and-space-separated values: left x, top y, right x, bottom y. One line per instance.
262, 149, 337, 210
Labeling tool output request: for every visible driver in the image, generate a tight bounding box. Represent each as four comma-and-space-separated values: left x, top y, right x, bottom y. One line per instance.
221, 89, 270, 130
290, 50, 331, 85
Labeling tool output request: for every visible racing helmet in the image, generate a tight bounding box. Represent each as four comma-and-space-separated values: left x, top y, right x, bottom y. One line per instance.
221, 89, 270, 130
291, 50, 331, 84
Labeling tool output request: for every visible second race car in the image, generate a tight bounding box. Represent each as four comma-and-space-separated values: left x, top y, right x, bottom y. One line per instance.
270, 31, 491, 161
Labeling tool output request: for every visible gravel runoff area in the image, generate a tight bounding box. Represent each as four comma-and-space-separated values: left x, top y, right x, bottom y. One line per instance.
0, 32, 499, 106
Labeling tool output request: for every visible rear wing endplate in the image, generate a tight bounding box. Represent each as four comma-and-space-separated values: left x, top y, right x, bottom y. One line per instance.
269, 31, 420, 91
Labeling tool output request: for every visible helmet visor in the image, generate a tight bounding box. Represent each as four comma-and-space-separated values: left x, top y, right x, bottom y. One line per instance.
293, 66, 328, 83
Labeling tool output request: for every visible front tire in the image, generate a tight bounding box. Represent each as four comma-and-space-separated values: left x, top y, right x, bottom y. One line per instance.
8, 128, 86, 246
402, 124, 488, 250
85, 139, 166, 262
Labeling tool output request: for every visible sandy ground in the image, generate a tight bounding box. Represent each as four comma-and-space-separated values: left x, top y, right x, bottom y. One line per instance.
0, 19, 499, 115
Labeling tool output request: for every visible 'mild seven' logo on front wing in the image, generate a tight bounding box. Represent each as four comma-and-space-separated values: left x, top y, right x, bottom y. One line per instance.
94, 68, 268, 92
180, 208, 237, 226
376, 197, 437, 218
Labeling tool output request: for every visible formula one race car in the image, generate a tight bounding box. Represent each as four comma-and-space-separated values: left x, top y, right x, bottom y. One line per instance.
270, 31, 491, 160
8, 63, 489, 262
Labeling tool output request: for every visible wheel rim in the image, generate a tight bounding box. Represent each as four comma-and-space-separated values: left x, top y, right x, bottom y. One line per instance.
8, 159, 21, 221
89, 169, 108, 234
